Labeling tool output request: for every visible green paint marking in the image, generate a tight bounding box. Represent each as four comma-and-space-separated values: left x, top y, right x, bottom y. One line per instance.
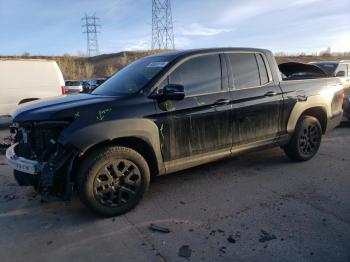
160, 124, 164, 139
96, 108, 112, 121
164, 101, 176, 112
194, 97, 205, 106
159, 123, 165, 149
74, 112, 80, 119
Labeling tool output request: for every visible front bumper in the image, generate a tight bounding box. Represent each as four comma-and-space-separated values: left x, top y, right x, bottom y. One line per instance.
6, 142, 78, 198
6, 143, 44, 175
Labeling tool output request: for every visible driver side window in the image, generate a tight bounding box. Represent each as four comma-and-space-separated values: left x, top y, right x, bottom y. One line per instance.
168, 54, 222, 96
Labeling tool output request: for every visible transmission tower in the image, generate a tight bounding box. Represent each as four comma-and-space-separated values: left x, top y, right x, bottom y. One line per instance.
152, 0, 175, 50
82, 14, 100, 56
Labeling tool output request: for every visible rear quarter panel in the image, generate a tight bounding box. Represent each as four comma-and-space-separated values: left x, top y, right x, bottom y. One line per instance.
279, 78, 343, 133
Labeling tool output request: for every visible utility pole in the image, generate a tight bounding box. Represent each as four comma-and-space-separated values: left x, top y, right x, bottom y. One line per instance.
152, 0, 175, 50
82, 14, 100, 56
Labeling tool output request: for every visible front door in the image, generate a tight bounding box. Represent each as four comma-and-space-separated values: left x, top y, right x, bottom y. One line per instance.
153, 53, 232, 162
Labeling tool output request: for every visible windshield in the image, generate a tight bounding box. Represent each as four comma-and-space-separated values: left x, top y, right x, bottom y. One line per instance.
92, 56, 174, 96
310, 62, 338, 76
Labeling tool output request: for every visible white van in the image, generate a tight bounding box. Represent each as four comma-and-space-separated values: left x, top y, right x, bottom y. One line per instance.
0, 59, 65, 117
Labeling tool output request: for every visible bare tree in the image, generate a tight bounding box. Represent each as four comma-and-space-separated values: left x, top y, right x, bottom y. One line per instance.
106, 65, 117, 76
84, 62, 94, 79
319, 47, 332, 56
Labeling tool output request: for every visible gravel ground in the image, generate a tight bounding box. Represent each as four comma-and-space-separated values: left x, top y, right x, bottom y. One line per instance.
0, 126, 349, 262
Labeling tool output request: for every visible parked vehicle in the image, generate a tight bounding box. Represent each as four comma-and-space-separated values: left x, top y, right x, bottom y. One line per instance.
0, 59, 64, 117
64, 80, 83, 94
90, 78, 107, 90
6, 48, 344, 216
343, 92, 350, 121
81, 78, 108, 93
279, 62, 328, 80
310, 61, 350, 120
309, 60, 350, 88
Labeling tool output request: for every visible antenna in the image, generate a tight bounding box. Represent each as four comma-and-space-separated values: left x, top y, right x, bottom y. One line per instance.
82, 14, 101, 56
152, 0, 175, 50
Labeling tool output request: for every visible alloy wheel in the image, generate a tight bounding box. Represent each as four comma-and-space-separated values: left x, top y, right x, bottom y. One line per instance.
298, 124, 321, 155
93, 159, 142, 207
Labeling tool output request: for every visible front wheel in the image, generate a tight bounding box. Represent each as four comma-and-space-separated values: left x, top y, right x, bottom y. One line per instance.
78, 146, 150, 217
284, 116, 322, 161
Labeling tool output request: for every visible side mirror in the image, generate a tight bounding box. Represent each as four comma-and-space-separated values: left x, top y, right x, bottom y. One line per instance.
150, 84, 185, 101
335, 71, 345, 77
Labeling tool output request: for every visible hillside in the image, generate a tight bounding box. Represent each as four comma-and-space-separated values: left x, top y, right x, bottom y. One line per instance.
1, 51, 350, 80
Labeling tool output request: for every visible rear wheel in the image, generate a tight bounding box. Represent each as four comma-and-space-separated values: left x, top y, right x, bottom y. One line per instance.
78, 146, 150, 217
284, 116, 322, 161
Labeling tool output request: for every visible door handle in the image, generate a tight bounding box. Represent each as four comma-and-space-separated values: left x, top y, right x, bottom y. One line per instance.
213, 99, 230, 106
264, 91, 278, 97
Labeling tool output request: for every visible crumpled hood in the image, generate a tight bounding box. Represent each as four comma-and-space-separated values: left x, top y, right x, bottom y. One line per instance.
12, 94, 119, 122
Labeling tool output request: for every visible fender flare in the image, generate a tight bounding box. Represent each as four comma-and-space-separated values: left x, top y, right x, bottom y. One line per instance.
60, 118, 164, 173
286, 96, 329, 134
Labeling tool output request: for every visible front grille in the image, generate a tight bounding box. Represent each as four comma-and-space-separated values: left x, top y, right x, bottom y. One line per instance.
14, 122, 68, 161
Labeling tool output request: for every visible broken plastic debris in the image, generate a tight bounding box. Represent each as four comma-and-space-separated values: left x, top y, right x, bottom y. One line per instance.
258, 230, 277, 243
178, 245, 192, 258
149, 224, 171, 234
227, 235, 236, 243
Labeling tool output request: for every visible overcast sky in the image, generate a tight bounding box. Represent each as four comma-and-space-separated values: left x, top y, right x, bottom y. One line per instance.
0, 0, 349, 56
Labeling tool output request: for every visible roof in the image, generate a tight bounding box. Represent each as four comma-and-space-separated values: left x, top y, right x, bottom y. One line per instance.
147, 47, 270, 59
0, 58, 55, 62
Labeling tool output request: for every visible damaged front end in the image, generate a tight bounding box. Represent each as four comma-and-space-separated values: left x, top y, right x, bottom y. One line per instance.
6, 121, 79, 199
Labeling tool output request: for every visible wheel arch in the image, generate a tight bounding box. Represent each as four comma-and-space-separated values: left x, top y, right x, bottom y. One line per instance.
300, 107, 327, 134
287, 98, 329, 135
62, 119, 165, 177
18, 98, 40, 105
77, 136, 161, 179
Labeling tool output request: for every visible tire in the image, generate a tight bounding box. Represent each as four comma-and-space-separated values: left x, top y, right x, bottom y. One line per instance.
77, 146, 150, 217
284, 116, 322, 161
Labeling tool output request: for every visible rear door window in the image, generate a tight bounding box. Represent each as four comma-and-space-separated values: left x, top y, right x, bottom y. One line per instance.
256, 54, 269, 85
169, 54, 222, 96
227, 53, 260, 89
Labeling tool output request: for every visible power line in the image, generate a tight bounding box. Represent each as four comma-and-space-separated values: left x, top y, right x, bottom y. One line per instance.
152, 0, 175, 50
82, 14, 101, 56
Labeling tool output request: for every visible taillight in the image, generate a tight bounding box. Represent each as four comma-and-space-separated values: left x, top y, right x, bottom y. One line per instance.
61, 86, 66, 95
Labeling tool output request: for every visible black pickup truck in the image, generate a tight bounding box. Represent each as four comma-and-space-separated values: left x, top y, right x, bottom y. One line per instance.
6, 48, 344, 216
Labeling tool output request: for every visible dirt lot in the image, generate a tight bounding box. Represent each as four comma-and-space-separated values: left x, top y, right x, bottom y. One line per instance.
0, 126, 349, 262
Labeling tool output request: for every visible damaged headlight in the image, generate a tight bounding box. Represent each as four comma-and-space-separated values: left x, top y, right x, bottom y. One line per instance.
13, 121, 71, 161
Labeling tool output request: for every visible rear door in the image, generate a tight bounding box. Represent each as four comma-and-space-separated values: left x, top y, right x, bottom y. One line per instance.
153, 53, 232, 162
225, 52, 283, 146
